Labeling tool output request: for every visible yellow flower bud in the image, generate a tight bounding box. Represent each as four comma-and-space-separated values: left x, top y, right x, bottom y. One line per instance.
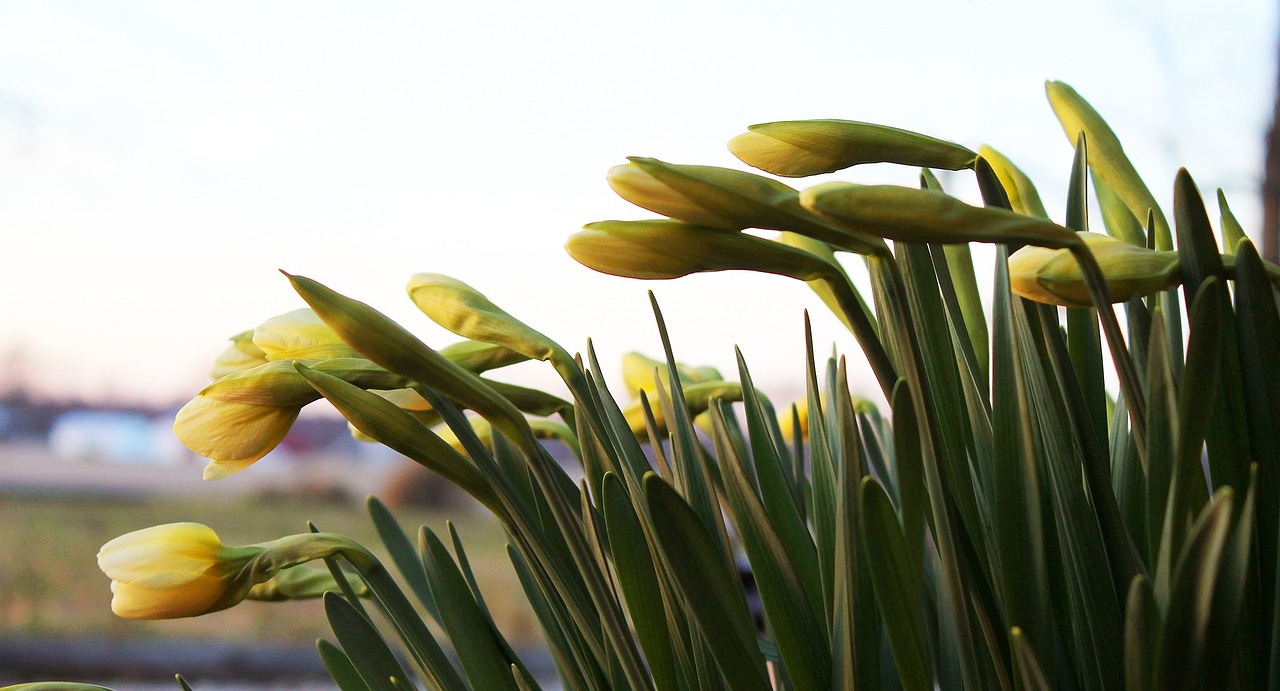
96, 523, 261, 619
607, 157, 885, 255
174, 396, 301, 479
209, 331, 268, 380
567, 220, 834, 281
778, 399, 810, 445
1007, 232, 1180, 307
800, 182, 1078, 248
728, 119, 977, 178
177, 359, 405, 479
621, 351, 721, 400
253, 308, 359, 361
608, 161, 742, 229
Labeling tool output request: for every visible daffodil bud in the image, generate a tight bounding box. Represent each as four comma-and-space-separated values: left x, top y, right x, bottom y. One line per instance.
1007, 232, 1180, 307
621, 351, 721, 400
209, 331, 268, 380
567, 220, 835, 281
253, 308, 360, 361
778, 399, 810, 445
799, 182, 1078, 248
608, 157, 885, 255
174, 396, 301, 479
177, 359, 407, 479
96, 523, 263, 619
622, 381, 743, 437
728, 119, 977, 178
406, 273, 563, 363
434, 416, 578, 458
97, 524, 370, 620
977, 146, 1050, 219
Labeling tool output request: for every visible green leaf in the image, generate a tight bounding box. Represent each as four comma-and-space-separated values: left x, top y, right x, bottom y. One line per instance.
295, 364, 500, 514
1124, 577, 1157, 691
1011, 627, 1051, 691
1234, 240, 1280, 632
708, 405, 832, 691
1217, 189, 1247, 252
366, 496, 439, 624
1154, 489, 1235, 690
1174, 169, 1226, 292
990, 246, 1051, 660
323, 592, 416, 691
318, 638, 375, 691
601, 473, 681, 691
643, 472, 772, 691
733, 349, 823, 619
421, 528, 522, 691
860, 477, 931, 691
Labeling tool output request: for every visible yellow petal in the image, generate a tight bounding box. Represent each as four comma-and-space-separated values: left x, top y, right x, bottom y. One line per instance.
109, 573, 229, 619
97, 523, 223, 581
253, 308, 357, 361
173, 396, 298, 476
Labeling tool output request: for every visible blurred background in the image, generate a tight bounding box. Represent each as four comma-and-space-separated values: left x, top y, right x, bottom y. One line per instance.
2, 0, 1278, 686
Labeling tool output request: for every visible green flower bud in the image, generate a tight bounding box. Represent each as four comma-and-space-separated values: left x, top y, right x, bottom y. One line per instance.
799, 182, 1077, 248
567, 220, 836, 281
728, 119, 977, 178
1007, 231, 1180, 307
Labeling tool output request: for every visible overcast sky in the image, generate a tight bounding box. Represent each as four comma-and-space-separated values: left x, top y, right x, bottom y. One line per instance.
0, 0, 1275, 408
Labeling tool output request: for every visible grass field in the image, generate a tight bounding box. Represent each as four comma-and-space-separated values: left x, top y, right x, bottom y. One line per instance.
0, 491, 542, 646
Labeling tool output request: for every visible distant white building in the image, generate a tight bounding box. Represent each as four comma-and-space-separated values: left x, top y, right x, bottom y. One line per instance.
47, 410, 186, 465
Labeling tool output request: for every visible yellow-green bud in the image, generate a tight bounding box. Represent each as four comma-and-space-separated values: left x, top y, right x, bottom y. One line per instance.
621, 351, 721, 399
1007, 231, 1180, 307
98, 524, 369, 620
178, 358, 406, 479
567, 220, 835, 281
407, 273, 562, 363
800, 182, 1077, 248
97, 523, 262, 619
728, 119, 977, 178
977, 147, 1050, 219
608, 157, 886, 255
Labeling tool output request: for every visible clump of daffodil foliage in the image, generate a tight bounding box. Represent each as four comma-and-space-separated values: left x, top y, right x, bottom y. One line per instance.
17, 80, 1280, 691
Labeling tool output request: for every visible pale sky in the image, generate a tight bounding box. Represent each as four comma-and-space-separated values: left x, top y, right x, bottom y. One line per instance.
0, 0, 1275, 408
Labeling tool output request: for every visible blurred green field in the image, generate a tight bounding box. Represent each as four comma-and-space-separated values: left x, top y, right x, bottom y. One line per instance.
0, 491, 542, 646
